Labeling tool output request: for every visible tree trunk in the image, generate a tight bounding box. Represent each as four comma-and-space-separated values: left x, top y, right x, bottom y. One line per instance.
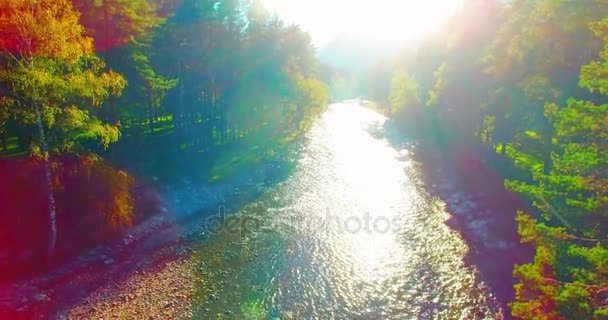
34, 105, 57, 263
176, 61, 186, 151
543, 152, 552, 175
154, 97, 160, 123
543, 128, 554, 175
147, 86, 155, 133
101, 0, 120, 124
1, 131, 6, 151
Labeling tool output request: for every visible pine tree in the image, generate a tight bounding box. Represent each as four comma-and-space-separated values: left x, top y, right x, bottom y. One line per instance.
509, 17, 608, 319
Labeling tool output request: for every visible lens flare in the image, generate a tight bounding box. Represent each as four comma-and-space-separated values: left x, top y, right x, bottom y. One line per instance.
262, 0, 462, 47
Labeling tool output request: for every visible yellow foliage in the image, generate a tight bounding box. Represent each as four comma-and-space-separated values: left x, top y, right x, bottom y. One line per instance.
51, 154, 135, 238
0, 0, 93, 61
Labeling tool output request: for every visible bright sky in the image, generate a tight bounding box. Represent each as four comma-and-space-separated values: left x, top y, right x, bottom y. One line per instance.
261, 0, 463, 47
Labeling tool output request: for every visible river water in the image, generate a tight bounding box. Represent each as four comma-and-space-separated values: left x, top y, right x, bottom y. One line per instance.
192, 102, 504, 319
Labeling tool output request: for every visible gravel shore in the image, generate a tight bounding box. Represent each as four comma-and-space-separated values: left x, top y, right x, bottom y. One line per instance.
63, 256, 201, 320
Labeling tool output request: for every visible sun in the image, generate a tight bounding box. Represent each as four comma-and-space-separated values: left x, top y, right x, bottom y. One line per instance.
262, 0, 462, 47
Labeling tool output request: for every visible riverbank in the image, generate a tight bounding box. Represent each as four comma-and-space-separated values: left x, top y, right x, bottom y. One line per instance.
0, 154, 291, 319
1, 105, 534, 319
413, 142, 535, 315
62, 248, 200, 319
379, 118, 534, 316
57, 146, 531, 319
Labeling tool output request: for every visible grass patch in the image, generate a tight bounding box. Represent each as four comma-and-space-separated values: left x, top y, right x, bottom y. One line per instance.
0, 136, 25, 158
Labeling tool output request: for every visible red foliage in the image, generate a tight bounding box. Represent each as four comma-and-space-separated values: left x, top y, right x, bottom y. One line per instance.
0, 154, 160, 281
71, 0, 163, 52
0, 158, 50, 275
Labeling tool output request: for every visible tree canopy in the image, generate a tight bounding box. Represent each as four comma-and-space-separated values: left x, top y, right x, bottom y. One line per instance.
368, 0, 608, 318
0, 0, 328, 268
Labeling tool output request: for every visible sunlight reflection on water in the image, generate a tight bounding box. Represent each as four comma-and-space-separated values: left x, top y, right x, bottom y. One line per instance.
192, 102, 503, 319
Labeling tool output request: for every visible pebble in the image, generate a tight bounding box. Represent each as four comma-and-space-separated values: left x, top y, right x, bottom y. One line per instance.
33, 293, 49, 302
62, 252, 199, 319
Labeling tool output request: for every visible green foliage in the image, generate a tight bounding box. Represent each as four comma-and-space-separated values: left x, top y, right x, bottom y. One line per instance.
0, 0, 126, 154
0, 0, 327, 157
426, 62, 447, 108
501, 5, 608, 318
512, 212, 608, 319
146, 0, 327, 155
389, 70, 421, 115
370, 1, 608, 318
0, 0, 329, 269
580, 18, 608, 94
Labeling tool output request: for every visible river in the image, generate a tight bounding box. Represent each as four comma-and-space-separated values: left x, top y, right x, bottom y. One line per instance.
191, 102, 506, 319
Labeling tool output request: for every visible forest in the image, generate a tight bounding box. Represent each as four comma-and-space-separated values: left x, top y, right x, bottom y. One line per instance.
0, 0, 327, 272
367, 0, 608, 318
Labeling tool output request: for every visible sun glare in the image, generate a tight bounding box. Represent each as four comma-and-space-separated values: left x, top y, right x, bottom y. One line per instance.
262, 0, 462, 47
